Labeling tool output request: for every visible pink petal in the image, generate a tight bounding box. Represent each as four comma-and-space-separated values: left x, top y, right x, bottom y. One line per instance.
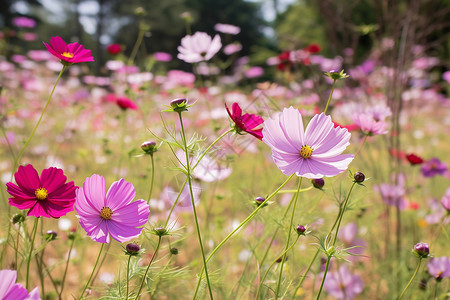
9, 197, 36, 210
107, 219, 143, 243
112, 199, 149, 227
79, 216, 109, 243
82, 174, 106, 211
0, 270, 17, 299
304, 113, 333, 148
27, 202, 52, 218
40, 167, 67, 194
14, 164, 40, 195
105, 179, 136, 211
49, 36, 68, 54
74, 186, 100, 216
6, 182, 35, 200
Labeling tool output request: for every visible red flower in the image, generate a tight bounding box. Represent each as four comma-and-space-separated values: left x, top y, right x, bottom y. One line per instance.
305, 43, 321, 53
225, 102, 264, 140
6, 165, 78, 218
44, 36, 94, 65
116, 97, 138, 110
277, 51, 292, 71
106, 43, 122, 55
406, 153, 424, 165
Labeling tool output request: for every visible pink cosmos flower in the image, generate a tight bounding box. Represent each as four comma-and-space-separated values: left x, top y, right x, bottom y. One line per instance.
375, 183, 408, 210
323, 265, 364, 300
427, 257, 450, 280
43, 36, 94, 64
244, 66, 264, 78
262, 107, 354, 179
13, 16, 36, 28
421, 158, 447, 178
214, 23, 241, 35
225, 102, 264, 140
223, 43, 242, 55
353, 113, 388, 135
7, 165, 78, 218
74, 175, 150, 243
177, 32, 222, 63
154, 52, 172, 62
116, 97, 138, 111
0, 269, 40, 299
442, 188, 450, 211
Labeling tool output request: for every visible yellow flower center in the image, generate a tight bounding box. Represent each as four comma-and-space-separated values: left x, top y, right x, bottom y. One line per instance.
100, 207, 113, 220
35, 188, 48, 200
300, 145, 313, 159
61, 52, 74, 58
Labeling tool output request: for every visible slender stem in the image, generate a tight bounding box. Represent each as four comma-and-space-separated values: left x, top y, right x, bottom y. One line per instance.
315, 255, 331, 300
135, 236, 162, 300
147, 154, 155, 203
354, 135, 368, 157
79, 243, 105, 300
256, 235, 300, 300
164, 177, 188, 228
275, 177, 303, 298
193, 174, 296, 299
126, 255, 132, 299
116, 111, 127, 177
128, 24, 146, 65
291, 250, 319, 300
26, 218, 39, 289
332, 182, 356, 246
178, 112, 214, 299
59, 238, 75, 298
192, 128, 233, 170
397, 258, 422, 300
12, 66, 67, 176
323, 79, 336, 115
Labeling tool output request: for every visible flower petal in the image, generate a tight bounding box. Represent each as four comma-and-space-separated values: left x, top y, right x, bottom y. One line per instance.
105, 178, 136, 211
82, 174, 106, 211
14, 164, 40, 195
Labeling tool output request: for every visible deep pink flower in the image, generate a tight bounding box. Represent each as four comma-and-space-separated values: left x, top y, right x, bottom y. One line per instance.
262, 107, 354, 179
43, 36, 94, 65
225, 102, 264, 140
7, 165, 77, 218
116, 97, 138, 110
177, 32, 222, 63
106, 43, 121, 55
0, 269, 40, 299
74, 175, 150, 243
13, 16, 36, 28
154, 52, 172, 62
406, 153, 424, 165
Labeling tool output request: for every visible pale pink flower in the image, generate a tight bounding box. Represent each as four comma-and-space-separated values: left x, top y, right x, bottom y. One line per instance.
262, 107, 354, 179
177, 32, 222, 63
214, 23, 241, 35
353, 113, 388, 135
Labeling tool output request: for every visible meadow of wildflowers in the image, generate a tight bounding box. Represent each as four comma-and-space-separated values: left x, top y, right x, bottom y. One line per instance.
0, 8, 449, 300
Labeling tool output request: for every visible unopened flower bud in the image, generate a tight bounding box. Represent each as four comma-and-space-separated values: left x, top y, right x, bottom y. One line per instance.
312, 178, 325, 189
170, 247, 179, 255
170, 98, 188, 112
296, 225, 306, 235
44, 230, 58, 241
413, 242, 430, 258
354, 172, 365, 183
276, 255, 287, 263
141, 141, 157, 155
324, 69, 349, 80
68, 232, 77, 240
154, 226, 167, 236
11, 213, 25, 224
126, 243, 141, 255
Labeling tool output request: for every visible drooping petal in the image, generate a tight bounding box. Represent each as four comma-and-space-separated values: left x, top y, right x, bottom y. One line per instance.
105, 179, 136, 211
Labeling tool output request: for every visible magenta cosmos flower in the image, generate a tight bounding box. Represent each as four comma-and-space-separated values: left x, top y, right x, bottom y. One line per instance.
0, 269, 40, 299
74, 175, 150, 243
177, 32, 222, 63
44, 36, 94, 65
323, 265, 364, 300
262, 107, 354, 179
7, 165, 77, 218
226, 102, 264, 140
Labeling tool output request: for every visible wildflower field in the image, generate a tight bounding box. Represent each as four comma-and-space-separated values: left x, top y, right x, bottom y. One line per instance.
0, 2, 449, 300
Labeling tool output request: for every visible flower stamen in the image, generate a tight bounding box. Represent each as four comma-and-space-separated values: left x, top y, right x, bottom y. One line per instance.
35, 188, 48, 200
100, 207, 113, 220
61, 52, 74, 58
300, 145, 313, 159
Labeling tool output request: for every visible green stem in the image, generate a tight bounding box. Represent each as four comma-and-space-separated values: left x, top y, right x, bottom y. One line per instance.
164, 177, 188, 228
256, 235, 300, 299
126, 255, 132, 299
193, 174, 296, 299
12, 66, 67, 176
315, 255, 331, 300
291, 250, 319, 300
192, 128, 233, 170
135, 236, 162, 300
178, 112, 213, 299
397, 258, 422, 300
59, 238, 75, 298
26, 218, 39, 289
147, 154, 155, 203
128, 24, 146, 65
79, 243, 105, 300
323, 79, 336, 115
332, 182, 356, 246
275, 177, 303, 298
